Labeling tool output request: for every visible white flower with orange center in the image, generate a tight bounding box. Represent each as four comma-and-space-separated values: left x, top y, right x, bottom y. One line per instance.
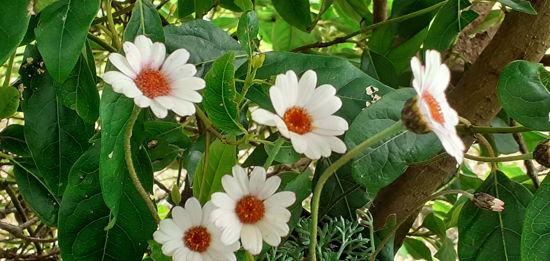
404, 50, 465, 164
153, 197, 239, 261
103, 35, 205, 119
251, 70, 348, 160
210, 165, 296, 255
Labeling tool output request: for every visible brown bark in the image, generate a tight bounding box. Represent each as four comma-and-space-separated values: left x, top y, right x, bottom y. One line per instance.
373, 0, 388, 23
370, 0, 550, 249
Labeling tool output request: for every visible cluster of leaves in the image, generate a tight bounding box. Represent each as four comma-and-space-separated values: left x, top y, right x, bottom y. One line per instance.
1, 0, 549, 260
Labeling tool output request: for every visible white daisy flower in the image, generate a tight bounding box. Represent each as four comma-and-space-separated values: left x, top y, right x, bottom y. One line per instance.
103, 35, 205, 118
210, 165, 296, 255
251, 70, 348, 160
407, 49, 465, 164
153, 197, 239, 261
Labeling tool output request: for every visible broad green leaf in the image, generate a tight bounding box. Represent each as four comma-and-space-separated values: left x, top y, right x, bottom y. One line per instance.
34, 0, 60, 14
20, 15, 39, 46
144, 121, 191, 171
403, 237, 433, 261
422, 213, 447, 238
193, 139, 237, 204
13, 158, 60, 226
58, 144, 156, 261
360, 50, 398, 87
237, 51, 393, 123
148, 240, 171, 261
424, 0, 477, 51
237, 10, 259, 56
272, 0, 312, 32
435, 237, 458, 261
521, 176, 550, 260
220, 0, 245, 12
368, 24, 393, 56
35, 0, 100, 82
315, 157, 369, 219
235, 0, 253, 11
0, 86, 20, 119
345, 89, 441, 196
203, 52, 242, 134
54, 42, 99, 124
271, 19, 318, 51
0, 0, 31, 65
523, 131, 548, 152
184, 135, 206, 185
282, 170, 312, 231
177, 0, 215, 17
391, 0, 443, 40
0, 125, 30, 157
124, 0, 165, 42
498, 0, 536, 15
163, 20, 246, 77
20, 45, 94, 196
387, 27, 429, 73
458, 171, 533, 261
265, 136, 301, 164
497, 61, 550, 130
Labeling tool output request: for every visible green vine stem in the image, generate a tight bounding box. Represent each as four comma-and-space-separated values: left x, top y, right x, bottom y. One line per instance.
3, 52, 16, 88
125, 106, 160, 224
263, 137, 284, 169
105, 0, 121, 50
464, 152, 533, 162
309, 121, 406, 261
198, 132, 211, 202
456, 124, 531, 134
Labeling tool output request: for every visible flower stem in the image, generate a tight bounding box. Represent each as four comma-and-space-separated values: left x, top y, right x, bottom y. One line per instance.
464, 152, 532, 162
87, 33, 117, 52
2, 52, 16, 88
125, 106, 160, 224
309, 121, 405, 261
105, 0, 121, 50
456, 124, 531, 134
198, 132, 210, 203
194, 105, 238, 145
263, 137, 284, 169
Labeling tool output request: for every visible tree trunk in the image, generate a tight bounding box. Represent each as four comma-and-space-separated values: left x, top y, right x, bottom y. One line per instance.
370, 0, 550, 249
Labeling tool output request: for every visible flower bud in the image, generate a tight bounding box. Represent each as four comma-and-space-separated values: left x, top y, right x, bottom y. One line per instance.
473, 192, 504, 212
251, 54, 266, 69
401, 96, 430, 134
534, 139, 550, 167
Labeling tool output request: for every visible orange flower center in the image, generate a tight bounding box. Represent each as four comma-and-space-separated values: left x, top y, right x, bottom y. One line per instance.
283, 106, 312, 134
235, 195, 265, 224
421, 92, 444, 124
135, 68, 170, 98
183, 226, 211, 252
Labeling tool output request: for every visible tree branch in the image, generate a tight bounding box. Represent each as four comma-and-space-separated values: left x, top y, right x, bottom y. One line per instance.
373, 0, 388, 23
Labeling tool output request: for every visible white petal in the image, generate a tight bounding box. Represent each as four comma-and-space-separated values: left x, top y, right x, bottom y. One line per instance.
173, 89, 203, 103
240, 225, 263, 255
429, 63, 451, 93
304, 133, 331, 158
249, 167, 267, 196
410, 56, 423, 93
264, 191, 296, 208
150, 42, 166, 70
432, 125, 464, 164
257, 176, 281, 200
171, 206, 193, 231
303, 84, 337, 113
172, 99, 196, 117
289, 133, 308, 155
307, 95, 342, 119
219, 176, 245, 202
123, 41, 142, 74
232, 165, 250, 195
280, 70, 299, 107
102, 71, 142, 98
219, 218, 242, 245
165, 64, 198, 83
172, 77, 206, 91
135, 95, 152, 108
108, 53, 137, 79
312, 115, 349, 136
257, 220, 282, 247
134, 35, 153, 65
150, 99, 168, 118
296, 70, 317, 107
154, 96, 175, 110
187, 251, 203, 261
184, 197, 203, 226
251, 108, 279, 127
297, 133, 321, 160
161, 239, 185, 256
162, 49, 193, 79
173, 247, 190, 261
325, 136, 347, 154
269, 86, 287, 117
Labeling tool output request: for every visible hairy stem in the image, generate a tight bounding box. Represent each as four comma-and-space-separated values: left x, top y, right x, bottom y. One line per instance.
464, 152, 533, 162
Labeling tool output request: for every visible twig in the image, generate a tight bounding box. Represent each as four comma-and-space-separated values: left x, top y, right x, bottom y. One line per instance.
92, 4, 135, 25
154, 178, 171, 194
0, 220, 57, 243
510, 119, 539, 188
87, 33, 117, 52
373, 0, 388, 23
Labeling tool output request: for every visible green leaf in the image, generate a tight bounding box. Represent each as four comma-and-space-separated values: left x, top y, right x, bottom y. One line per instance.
272, 0, 312, 32
33, 0, 60, 14
403, 237, 433, 261
148, 240, 171, 261
203, 52, 242, 134
0, 0, 30, 65
435, 237, 458, 261
422, 213, 447, 238
35, 0, 100, 82
20, 46, 94, 196
193, 139, 237, 204
144, 121, 190, 171
521, 176, 550, 260
0, 125, 30, 157
265, 135, 301, 164
237, 51, 393, 123
235, 0, 253, 11
387, 27, 429, 73
498, 0, 536, 15
360, 50, 398, 87
58, 144, 156, 261
184, 135, 206, 185
0, 86, 20, 119
54, 42, 99, 124
497, 61, 550, 130
124, 0, 165, 42
391, 0, 442, 40
163, 20, 246, 77
177, 0, 215, 17
219, 0, 245, 12
315, 157, 369, 219
13, 158, 60, 226
345, 89, 441, 196
282, 170, 312, 231
458, 171, 533, 261
424, 0, 477, 51
271, 19, 317, 51
237, 10, 259, 56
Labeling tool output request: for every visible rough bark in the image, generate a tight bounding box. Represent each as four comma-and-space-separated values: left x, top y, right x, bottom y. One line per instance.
373, 0, 388, 23
370, 0, 550, 249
